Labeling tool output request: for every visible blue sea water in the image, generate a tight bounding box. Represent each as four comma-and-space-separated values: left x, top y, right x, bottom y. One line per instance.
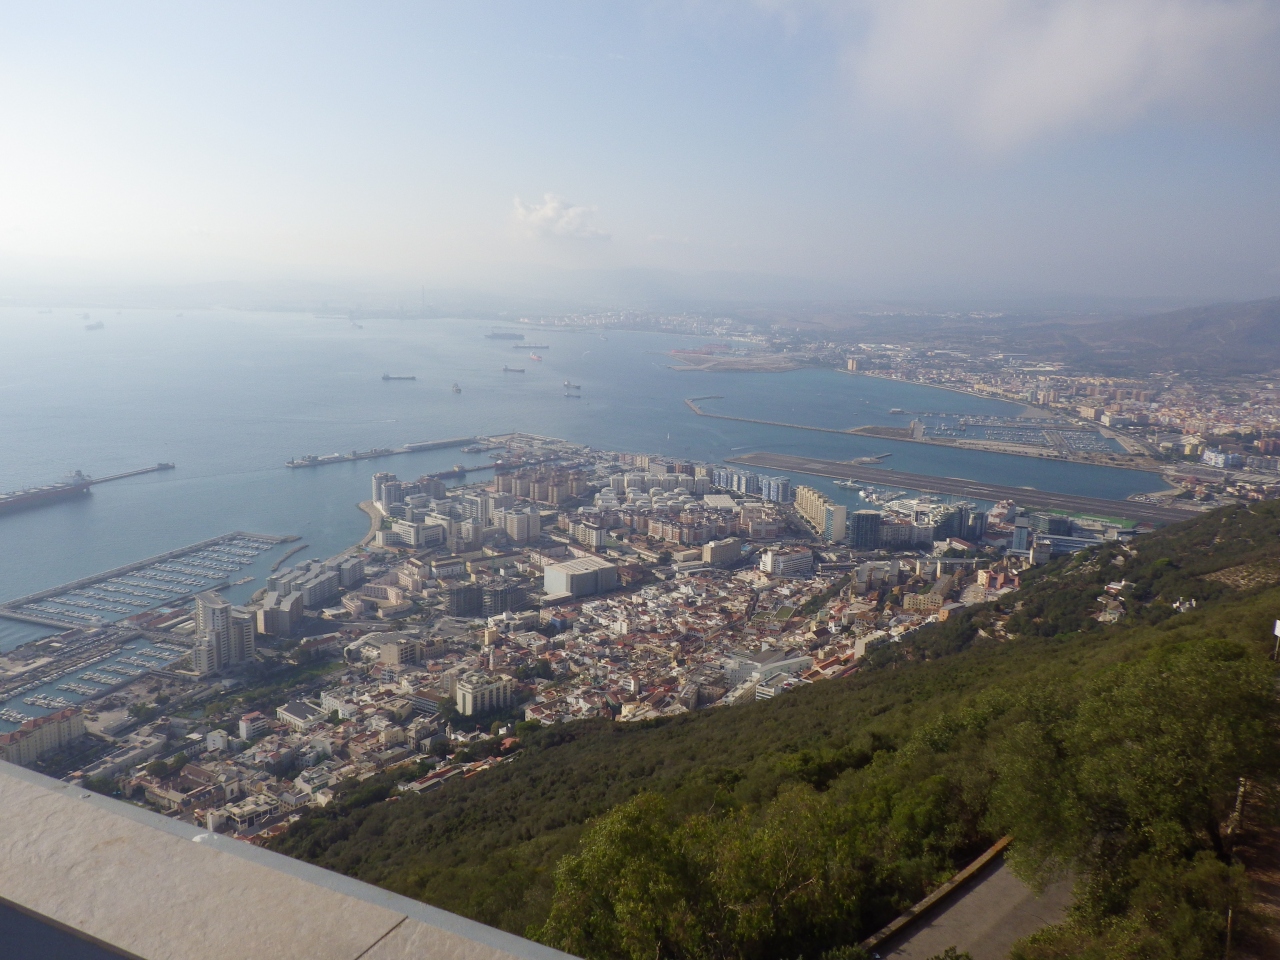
0, 307, 1168, 656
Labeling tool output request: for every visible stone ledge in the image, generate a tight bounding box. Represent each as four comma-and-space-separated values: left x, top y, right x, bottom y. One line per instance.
0, 761, 575, 960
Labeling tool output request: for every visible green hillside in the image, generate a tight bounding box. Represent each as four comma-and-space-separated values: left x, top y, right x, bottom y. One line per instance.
271, 503, 1280, 960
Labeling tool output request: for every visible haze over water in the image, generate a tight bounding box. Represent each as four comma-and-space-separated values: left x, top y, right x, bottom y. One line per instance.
0, 308, 1169, 650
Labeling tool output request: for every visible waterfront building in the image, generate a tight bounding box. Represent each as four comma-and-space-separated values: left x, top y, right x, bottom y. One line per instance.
794, 486, 847, 543
761, 476, 792, 503
371, 472, 396, 503
193, 591, 257, 675
389, 519, 446, 549
455, 672, 516, 716
0, 708, 84, 766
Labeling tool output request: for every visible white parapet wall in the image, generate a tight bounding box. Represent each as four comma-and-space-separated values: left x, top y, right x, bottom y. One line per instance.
0, 760, 578, 960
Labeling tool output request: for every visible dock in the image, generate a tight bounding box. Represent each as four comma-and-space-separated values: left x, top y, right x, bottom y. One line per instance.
286, 436, 475, 468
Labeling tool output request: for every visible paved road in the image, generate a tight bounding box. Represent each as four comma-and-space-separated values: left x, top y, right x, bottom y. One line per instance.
726, 452, 1192, 525
877, 855, 1071, 960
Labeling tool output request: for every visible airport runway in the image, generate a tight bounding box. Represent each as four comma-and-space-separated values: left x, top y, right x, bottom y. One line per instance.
726, 452, 1194, 525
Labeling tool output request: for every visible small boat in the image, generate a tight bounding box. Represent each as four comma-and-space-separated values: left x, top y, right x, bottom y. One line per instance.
85, 320, 104, 331
529, 353, 543, 362
503, 366, 525, 373
452, 382, 461, 393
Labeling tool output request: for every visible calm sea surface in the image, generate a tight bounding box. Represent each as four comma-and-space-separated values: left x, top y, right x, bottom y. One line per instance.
0, 308, 1168, 654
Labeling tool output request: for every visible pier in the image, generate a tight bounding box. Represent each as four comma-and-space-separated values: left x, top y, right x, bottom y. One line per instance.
89, 463, 175, 486
726, 452, 1194, 525
286, 436, 475, 468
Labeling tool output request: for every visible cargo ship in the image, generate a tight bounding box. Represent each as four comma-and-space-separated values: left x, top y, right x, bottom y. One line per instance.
503, 366, 525, 373
485, 331, 524, 340
0, 472, 92, 515
382, 373, 416, 381
518, 344, 550, 349
529, 353, 543, 362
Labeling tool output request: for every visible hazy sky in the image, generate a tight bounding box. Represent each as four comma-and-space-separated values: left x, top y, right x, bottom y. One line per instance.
2, 1, 1279, 302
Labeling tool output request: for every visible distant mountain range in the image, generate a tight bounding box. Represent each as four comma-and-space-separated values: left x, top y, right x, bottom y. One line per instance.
1067, 296, 1280, 375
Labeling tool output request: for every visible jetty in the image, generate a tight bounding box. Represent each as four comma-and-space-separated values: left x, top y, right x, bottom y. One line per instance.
89, 463, 175, 486
286, 436, 475, 469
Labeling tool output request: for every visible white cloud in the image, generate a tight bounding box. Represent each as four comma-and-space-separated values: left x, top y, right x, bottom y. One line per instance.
512, 194, 610, 241
844, 0, 1280, 151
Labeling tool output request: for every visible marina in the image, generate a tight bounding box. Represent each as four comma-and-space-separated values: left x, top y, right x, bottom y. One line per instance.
0, 532, 292, 629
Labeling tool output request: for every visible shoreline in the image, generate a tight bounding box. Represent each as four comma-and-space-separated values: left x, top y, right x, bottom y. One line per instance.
685, 395, 1174, 484
355, 501, 382, 551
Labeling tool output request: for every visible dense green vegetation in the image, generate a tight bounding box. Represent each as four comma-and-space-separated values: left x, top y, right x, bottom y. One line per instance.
271, 503, 1280, 959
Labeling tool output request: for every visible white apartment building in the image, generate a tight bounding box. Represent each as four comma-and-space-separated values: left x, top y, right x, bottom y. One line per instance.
192, 591, 256, 675
455, 673, 516, 716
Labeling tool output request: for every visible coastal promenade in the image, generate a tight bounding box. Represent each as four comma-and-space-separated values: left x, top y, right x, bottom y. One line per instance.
726, 452, 1196, 525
